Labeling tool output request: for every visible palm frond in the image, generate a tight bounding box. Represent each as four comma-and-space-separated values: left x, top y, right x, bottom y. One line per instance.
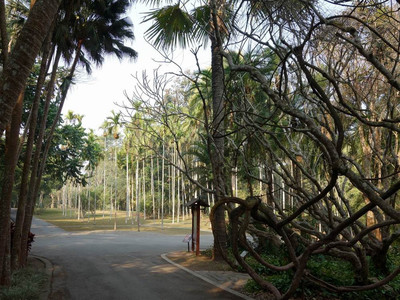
78, 51, 93, 74
143, 4, 195, 50
137, 0, 174, 6
191, 5, 211, 47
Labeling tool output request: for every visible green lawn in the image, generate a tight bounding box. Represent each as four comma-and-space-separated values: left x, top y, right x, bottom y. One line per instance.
34, 208, 213, 235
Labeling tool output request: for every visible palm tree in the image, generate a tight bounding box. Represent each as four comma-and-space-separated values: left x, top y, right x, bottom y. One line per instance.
84, 129, 102, 222
124, 130, 132, 223
106, 110, 121, 230
100, 120, 109, 217
0, 90, 24, 285
140, 0, 230, 258
136, 159, 140, 231
2, 0, 61, 279
0, 0, 62, 137
17, 0, 138, 267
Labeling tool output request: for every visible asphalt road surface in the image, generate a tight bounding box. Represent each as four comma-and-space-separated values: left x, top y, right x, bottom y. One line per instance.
30, 216, 243, 300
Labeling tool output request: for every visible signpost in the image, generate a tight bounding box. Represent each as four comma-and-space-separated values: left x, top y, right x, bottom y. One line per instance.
185, 196, 209, 256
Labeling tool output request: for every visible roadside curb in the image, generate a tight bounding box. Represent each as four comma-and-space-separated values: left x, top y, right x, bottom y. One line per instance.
161, 253, 254, 300
31, 255, 53, 300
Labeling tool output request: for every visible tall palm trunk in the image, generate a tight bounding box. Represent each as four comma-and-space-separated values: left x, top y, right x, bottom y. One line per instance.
0, 0, 9, 65
126, 151, 130, 223
0, 0, 62, 137
182, 171, 186, 221
0, 93, 23, 285
20, 42, 81, 265
131, 171, 134, 224
151, 156, 155, 220
157, 156, 160, 219
177, 157, 181, 223
172, 148, 176, 223
114, 145, 117, 230
136, 160, 140, 231
142, 158, 146, 220
103, 136, 107, 217
161, 143, 165, 229
87, 183, 90, 222
78, 185, 81, 220
13, 47, 60, 268
94, 183, 97, 225
209, 0, 229, 260
7, 1, 54, 272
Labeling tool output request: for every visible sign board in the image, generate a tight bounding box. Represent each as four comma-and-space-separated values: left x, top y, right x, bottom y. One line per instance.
182, 234, 192, 243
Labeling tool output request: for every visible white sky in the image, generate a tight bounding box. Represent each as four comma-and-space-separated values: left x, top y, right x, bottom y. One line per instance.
63, 3, 210, 134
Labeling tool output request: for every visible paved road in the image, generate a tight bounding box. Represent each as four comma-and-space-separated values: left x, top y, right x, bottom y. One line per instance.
30, 216, 242, 300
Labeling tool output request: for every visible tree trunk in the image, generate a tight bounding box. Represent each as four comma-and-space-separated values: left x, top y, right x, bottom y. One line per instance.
19, 42, 80, 265
0, 0, 62, 137
87, 184, 90, 222
182, 172, 186, 221
109, 185, 113, 219
172, 148, 175, 223
16, 49, 61, 267
161, 143, 165, 229
126, 150, 130, 223
151, 156, 155, 220
359, 127, 382, 240
9, 6, 54, 272
209, 0, 228, 260
78, 185, 81, 220
136, 160, 140, 231
0, 0, 9, 65
94, 184, 97, 225
143, 158, 146, 220
177, 158, 180, 223
0, 92, 23, 285
114, 145, 117, 231
131, 172, 134, 224
157, 156, 160, 219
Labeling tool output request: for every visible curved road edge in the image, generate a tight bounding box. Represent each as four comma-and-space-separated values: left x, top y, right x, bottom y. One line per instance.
30, 255, 53, 300
161, 253, 254, 300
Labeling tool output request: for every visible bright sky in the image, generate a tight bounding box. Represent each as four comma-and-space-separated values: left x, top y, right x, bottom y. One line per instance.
63, 3, 210, 134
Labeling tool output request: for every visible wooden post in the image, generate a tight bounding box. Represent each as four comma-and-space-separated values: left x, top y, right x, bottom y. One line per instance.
191, 207, 195, 252
185, 197, 209, 256
196, 204, 200, 256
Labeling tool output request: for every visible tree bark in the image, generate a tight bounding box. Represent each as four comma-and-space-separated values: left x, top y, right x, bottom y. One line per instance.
209, 0, 228, 260
126, 150, 130, 223
0, 0, 62, 137
161, 143, 165, 229
136, 160, 140, 231
114, 145, 117, 230
20, 44, 81, 265
151, 156, 155, 220
0, 0, 9, 66
0, 92, 23, 285
13, 48, 60, 268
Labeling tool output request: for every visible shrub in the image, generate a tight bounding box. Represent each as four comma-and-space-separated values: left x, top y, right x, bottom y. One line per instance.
10, 220, 35, 254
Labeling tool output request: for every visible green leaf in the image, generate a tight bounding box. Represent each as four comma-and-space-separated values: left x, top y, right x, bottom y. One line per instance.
143, 4, 195, 49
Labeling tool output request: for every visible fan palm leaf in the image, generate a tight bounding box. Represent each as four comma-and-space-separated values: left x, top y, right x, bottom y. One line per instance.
143, 4, 195, 49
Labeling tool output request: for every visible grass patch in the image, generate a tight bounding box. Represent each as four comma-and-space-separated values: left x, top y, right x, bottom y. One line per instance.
34, 208, 213, 235
0, 267, 47, 300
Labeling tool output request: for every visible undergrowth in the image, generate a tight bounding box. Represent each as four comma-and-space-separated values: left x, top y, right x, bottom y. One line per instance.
0, 267, 47, 300
242, 246, 400, 299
